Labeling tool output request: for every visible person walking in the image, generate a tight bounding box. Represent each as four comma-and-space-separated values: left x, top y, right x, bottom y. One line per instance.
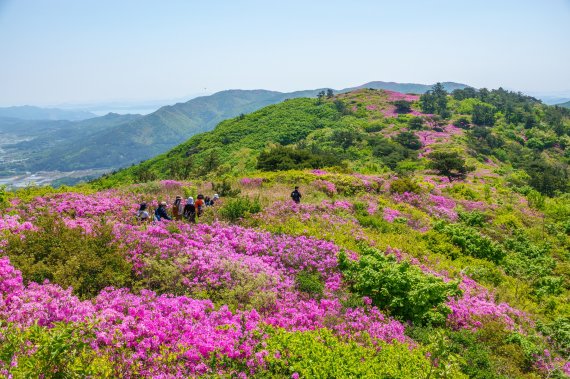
291, 186, 302, 204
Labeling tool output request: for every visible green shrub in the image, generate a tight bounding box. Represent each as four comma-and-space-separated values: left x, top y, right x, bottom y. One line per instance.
260, 327, 447, 378
0, 322, 112, 378
212, 179, 241, 197
0, 185, 9, 209
434, 221, 505, 263
427, 151, 472, 181
458, 210, 487, 227
338, 247, 461, 326
5, 214, 134, 299
407, 323, 539, 379
390, 177, 421, 194
408, 116, 424, 130
457, 257, 504, 287
218, 196, 262, 222
537, 317, 570, 354
363, 122, 383, 132
295, 270, 324, 296
257, 146, 341, 171
394, 131, 422, 150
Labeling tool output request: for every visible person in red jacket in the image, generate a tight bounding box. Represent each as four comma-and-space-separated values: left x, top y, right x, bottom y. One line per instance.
195, 194, 205, 217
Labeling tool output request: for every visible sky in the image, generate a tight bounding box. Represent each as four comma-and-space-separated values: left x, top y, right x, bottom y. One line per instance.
0, 0, 569, 107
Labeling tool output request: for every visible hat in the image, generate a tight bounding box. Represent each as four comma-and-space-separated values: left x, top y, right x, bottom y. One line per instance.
187, 197, 194, 205
213, 194, 219, 199
176, 196, 181, 199
160, 201, 167, 206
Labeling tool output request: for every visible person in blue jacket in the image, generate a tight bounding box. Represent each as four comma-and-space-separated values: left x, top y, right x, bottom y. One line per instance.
154, 201, 172, 221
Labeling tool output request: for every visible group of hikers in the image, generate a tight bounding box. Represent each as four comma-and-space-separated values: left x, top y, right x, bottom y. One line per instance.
134, 186, 302, 224
136, 193, 220, 223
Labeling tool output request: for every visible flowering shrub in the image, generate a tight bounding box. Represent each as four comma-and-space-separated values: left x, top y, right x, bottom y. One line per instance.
383, 208, 401, 222
447, 276, 525, 330
240, 177, 264, 187
159, 179, 184, 189
313, 179, 337, 196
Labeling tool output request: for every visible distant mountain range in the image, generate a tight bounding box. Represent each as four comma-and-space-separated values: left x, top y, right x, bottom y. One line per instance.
0, 105, 96, 121
556, 100, 570, 109
0, 81, 470, 181
344, 81, 469, 94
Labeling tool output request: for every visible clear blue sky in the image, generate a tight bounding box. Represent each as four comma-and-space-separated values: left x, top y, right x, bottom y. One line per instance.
0, 0, 569, 106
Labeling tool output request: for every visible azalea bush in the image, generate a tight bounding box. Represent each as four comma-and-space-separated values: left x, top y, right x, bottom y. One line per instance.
218, 196, 262, 222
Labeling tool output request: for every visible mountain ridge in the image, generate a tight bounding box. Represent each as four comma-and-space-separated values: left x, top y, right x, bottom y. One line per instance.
0, 105, 96, 121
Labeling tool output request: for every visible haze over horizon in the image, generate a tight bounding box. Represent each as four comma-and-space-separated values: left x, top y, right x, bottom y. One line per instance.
0, 0, 569, 107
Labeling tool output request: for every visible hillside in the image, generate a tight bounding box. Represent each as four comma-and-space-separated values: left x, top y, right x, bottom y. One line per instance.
0, 105, 96, 121
0, 113, 143, 175
557, 101, 570, 109
6, 89, 324, 173
1, 82, 470, 178
1, 85, 569, 377
102, 86, 570, 198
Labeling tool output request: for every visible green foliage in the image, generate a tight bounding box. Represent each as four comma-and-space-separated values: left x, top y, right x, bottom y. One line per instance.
427, 151, 472, 181
390, 177, 422, 194
218, 196, 262, 222
458, 210, 487, 227
524, 157, 569, 196
472, 102, 496, 126
338, 247, 461, 326
5, 214, 134, 299
433, 221, 505, 263
260, 327, 450, 379
370, 135, 416, 170
212, 179, 241, 197
502, 232, 561, 299
537, 317, 570, 354
420, 83, 450, 118
393, 99, 412, 113
455, 116, 471, 129
408, 322, 543, 379
408, 116, 425, 130
295, 270, 324, 296
394, 131, 422, 150
257, 146, 341, 171
0, 185, 8, 209
458, 257, 505, 287
0, 322, 112, 378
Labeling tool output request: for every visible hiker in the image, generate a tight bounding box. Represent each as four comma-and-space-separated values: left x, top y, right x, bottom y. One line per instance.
291, 186, 302, 204
204, 196, 212, 206
136, 202, 150, 222
172, 196, 183, 220
211, 194, 220, 206
154, 201, 172, 221
195, 194, 205, 217
184, 197, 196, 222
